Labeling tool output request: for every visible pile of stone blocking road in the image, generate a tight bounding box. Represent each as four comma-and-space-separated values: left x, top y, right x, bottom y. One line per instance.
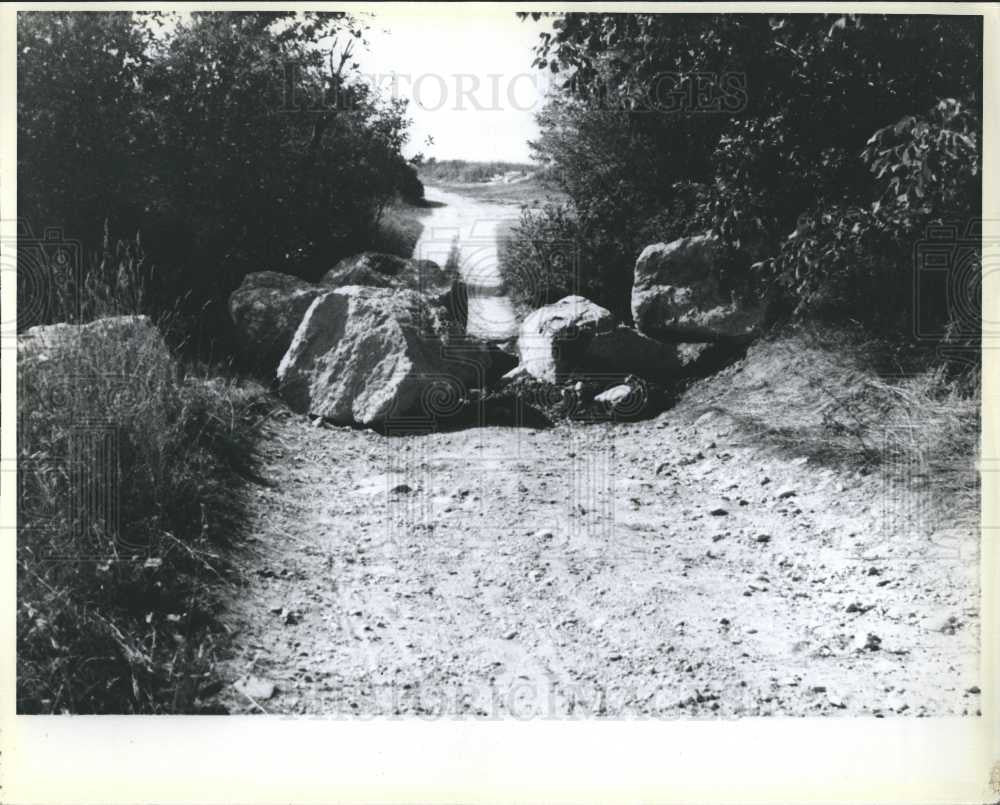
494, 233, 763, 419
227, 236, 764, 427
228, 252, 504, 428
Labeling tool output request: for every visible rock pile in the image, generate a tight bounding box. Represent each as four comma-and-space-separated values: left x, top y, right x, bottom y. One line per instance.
227, 237, 763, 428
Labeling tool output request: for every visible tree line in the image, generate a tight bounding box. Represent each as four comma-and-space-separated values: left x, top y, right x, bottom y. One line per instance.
504, 13, 981, 349
18, 11, 421, 351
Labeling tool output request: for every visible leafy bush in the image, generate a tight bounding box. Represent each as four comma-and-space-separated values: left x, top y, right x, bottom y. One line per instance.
396, 163, 425, 205
499, 190, 716, 320
18, 11, 419, 351
517, 13, 982, 340
17, 324, 272, 713
760, 98, 981, 335
369, 203, 427, 258
499, 203, 607, 312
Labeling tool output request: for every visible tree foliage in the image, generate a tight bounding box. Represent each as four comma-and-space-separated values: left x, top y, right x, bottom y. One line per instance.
516, 12, 981, 335
18, 11, 418, 346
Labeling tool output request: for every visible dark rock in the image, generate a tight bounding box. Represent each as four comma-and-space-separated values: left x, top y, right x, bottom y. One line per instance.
481, 343, 518, 387
228, 271, 326, 374
583, 325, 680, 380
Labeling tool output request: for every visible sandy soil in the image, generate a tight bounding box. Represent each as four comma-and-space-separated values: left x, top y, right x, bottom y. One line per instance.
215, 396, 980, 718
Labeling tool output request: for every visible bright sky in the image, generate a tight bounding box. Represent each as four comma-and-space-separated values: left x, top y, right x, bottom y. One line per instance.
354, 8, 555, 163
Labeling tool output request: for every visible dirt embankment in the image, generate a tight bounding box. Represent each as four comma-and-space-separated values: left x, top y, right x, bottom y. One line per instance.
215, 329, 980, 717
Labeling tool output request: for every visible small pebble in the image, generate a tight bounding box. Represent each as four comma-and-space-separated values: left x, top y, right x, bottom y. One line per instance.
234, 676, 276, 701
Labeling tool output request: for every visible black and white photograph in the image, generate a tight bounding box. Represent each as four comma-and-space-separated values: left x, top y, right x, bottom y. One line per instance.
3, 1, 995, 800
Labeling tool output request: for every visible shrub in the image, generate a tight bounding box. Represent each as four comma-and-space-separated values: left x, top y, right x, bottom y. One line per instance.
499, 205, 578, 313
369, 203, 426, 259
498, 199, 692, 320
18, 11, 419, 351
396, 164, 425, 205
520, 13, 982, 341
759, 98, 981, 337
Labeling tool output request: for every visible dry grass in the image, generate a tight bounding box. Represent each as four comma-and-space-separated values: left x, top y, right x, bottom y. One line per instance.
676, 323, 980, 531
371, 202, 429, 258
17, 319, 275, 713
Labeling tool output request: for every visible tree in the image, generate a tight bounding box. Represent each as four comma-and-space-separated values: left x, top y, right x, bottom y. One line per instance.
18, 12, 161, 241
515, 13, 982, 335
17, 11, 418, 347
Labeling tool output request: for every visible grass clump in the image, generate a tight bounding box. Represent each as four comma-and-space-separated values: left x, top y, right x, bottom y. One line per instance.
370, 202, 427, 258
17, 317, 274, 713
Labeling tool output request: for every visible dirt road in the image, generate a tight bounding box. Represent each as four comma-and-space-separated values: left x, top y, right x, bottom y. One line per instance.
411, 185, 520, 341
216, 398, 980, 717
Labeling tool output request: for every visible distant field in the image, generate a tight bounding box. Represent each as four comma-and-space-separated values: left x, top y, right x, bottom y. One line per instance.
417, 159, 535, 184
417, 158, 569, 207
424, 174, 568, 207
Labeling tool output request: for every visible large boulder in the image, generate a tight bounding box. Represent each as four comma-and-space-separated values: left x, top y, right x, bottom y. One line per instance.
583, 325, 681, 379
277, 286, 490, 426
322, 254, 459, 312
18, 315, 175, 411
325, 252, 409, 279
518, 295, 615, 383
229, 271, 326, 373
320, 262, 397, 290
631, 235, 761, 341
